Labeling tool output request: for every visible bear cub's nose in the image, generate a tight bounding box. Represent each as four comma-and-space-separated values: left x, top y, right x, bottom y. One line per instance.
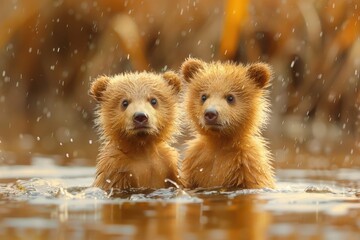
133, 112, 149, 126
204, 108, 218, 124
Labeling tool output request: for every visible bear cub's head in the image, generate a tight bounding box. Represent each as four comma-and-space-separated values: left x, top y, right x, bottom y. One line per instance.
90, 71, 181, 145
181, 58, 272, 137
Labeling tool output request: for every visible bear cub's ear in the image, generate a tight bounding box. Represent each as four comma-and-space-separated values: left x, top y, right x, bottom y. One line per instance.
246, 63, 272, 89
90, 76, 110, 102
162, 71, 182, 94
181, 58, 204, 83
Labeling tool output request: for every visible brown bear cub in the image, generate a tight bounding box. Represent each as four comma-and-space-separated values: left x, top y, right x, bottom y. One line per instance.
90, 71, 181, 190
180, 58, 275, 189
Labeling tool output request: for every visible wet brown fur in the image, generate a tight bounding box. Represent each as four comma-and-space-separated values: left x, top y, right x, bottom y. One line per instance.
90, 71, 181, 190
180, 58, 275, 189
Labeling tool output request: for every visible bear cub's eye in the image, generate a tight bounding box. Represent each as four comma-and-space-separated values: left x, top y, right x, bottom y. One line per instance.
201, 94, 207, 102
150, 98, 157, 106
122, 100, 129, 108
226, 94, 235, 104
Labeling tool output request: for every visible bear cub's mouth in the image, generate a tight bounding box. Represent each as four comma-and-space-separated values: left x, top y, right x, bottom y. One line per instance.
132, 125, 152, 131
204, 122, 223, 131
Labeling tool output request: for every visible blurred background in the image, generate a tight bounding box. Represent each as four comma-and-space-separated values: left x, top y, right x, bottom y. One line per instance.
0, 0, 359, 168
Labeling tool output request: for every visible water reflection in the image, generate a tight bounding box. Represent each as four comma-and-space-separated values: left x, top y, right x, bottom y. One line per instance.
2, 186, 360, 239
0, 196, 272, 239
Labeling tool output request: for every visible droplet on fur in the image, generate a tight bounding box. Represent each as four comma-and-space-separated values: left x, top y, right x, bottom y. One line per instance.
129, 173, 133, 177
106, 179, 111, 183
199, 168, 203, 172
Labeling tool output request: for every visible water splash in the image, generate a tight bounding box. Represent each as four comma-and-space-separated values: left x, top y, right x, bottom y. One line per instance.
1, 165, 359, 218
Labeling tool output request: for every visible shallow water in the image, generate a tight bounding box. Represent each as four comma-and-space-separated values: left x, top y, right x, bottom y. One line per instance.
0, 154, 360, 240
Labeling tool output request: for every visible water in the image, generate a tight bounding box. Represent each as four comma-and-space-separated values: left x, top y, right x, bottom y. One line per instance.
0, 156, 360, 240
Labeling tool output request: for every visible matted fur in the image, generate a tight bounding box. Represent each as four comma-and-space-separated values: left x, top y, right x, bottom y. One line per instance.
90, 71, 182, 190
180, 58, 275, 189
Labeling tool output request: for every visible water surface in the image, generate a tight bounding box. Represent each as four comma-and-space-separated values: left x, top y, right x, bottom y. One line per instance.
0, 153, 360, 240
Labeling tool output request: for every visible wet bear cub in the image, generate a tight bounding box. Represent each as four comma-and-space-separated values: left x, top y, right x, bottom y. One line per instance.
90, 71, 181, 190
180, 58, 275, 189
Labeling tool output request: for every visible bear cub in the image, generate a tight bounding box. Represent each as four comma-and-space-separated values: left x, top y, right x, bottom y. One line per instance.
90, 71, 181, 190
180, 58, 275, 189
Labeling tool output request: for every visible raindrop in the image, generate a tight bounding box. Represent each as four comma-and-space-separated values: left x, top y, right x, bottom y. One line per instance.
36, 136, 40, 141
6, 43, 13, 51
162, 65, 168, 71
106, 179, 111, 183
28, 48, 32, 53
127, 54, 130, 60
89, 140, 93, 144
2, 71, 5, 77
199, 168, 203, 172
65, 153, 69, 158
70, 138, 73, 143
274, 33, 281, 41
290, 60, 295, 68
50, 65, 55, 70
